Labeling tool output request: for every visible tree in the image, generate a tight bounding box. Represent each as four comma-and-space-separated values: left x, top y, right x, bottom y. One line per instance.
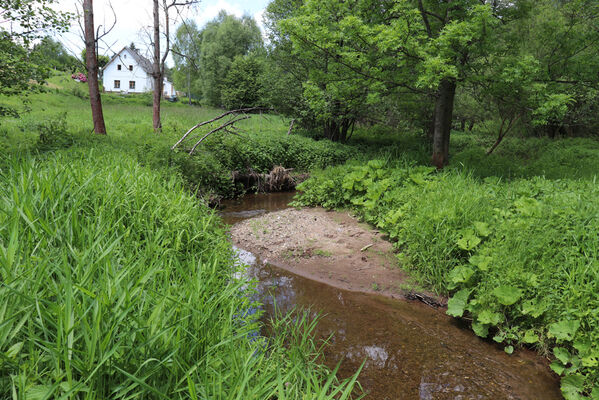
278, 0, 502, 158
32, 36, 79, 71
221, 52, 266, 110
172, 20, 202, 104
0, 0, 70, 116
82, 0, 106, 135
150, 0, 198, 132
199, 11, 263, 107
80, 49, 109, 69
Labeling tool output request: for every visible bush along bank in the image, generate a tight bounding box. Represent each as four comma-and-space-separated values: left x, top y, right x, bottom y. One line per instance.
0, 149, 360, 399
72, 123, 357, 202
293, 159, 599, 399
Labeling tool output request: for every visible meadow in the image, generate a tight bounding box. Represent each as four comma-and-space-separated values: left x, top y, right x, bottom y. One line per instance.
1, 74, 356, 201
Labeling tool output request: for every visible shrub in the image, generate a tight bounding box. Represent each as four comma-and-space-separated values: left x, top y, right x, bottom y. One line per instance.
35, 113, 73, 151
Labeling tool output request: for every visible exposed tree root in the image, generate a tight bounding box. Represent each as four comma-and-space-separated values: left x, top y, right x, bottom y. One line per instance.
232, 166, 308, 192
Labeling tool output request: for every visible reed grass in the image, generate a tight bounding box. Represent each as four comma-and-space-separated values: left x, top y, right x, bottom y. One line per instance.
0, 149, 360, 399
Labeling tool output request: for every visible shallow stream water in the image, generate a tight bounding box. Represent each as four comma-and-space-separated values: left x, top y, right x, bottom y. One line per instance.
221, 192, 562, 400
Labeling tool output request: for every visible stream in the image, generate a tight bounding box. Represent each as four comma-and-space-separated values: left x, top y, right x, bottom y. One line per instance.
220, 192, 562, 400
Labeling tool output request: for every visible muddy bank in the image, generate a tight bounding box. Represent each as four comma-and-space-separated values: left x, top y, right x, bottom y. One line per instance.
230, 206, 443, 304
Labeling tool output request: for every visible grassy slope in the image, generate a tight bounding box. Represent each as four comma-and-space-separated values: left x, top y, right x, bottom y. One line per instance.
1, 74, 356, 199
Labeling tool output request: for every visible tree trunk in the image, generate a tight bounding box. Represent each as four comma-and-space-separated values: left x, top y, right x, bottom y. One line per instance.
187, 69, 191, 105
152, 0, 162, 132
83, 0, 106, 135
431, 78, 456, 168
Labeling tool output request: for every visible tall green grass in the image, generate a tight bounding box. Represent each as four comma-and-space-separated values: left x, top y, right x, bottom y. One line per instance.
0, 149, 360, 399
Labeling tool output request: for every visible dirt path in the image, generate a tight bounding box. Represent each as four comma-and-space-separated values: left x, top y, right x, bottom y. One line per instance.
230, 207, 444, 305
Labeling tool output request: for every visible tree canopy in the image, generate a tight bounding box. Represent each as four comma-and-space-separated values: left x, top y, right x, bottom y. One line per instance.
263, 0, 599, 164
0, 0, 71, 116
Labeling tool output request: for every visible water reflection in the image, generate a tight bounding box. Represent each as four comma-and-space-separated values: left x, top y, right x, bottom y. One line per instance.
243, 263, 561, 400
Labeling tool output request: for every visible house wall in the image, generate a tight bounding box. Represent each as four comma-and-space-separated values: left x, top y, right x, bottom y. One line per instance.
163, 80, 175, 98
102, 49, 151, 93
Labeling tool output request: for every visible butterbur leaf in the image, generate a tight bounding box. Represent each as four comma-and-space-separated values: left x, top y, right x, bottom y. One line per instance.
477, 309, 503, 325
549, 320, 580, 341
554, 347, 571, 364
504, 345, 514, 354
472, 321, 489, 338
521, 299, 546, 318
447, 289, 471, 317
523, 330, 539, 344
448, 265, 474, 286
456, 230, 481, 251
493, 332, 506, 343
561, 374, 585, 399
492, 286, 523, 306
591, 386, 599, 400
473, 221, 491, 237
514, 197, 541, 216
551, 361, 566, 375
582, 356, 598, 367
573, 339, 591, 354
469, 255, 492, 271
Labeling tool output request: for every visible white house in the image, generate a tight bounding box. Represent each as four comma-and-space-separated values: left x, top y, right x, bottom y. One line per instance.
102, 46, 175, 98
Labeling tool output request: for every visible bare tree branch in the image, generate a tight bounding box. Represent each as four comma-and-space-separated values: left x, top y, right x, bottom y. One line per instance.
172, 107, 271, 150
188, 116, 251, 154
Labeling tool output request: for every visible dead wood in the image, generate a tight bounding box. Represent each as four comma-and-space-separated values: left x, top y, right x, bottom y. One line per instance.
188, 116, 251, 154
486, 112, 523, 155
171, 107, 272, 151
287, 119, 295, 135
232, 166, 297, 192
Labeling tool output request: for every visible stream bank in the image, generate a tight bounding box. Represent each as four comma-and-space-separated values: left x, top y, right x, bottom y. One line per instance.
231, 204, 441, 303
221, 192, 563, 399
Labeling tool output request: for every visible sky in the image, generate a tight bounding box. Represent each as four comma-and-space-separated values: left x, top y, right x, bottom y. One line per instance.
56, 0, 270, 64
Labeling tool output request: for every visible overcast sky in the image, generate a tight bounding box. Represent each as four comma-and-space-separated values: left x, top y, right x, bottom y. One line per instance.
57, 0, 270, 64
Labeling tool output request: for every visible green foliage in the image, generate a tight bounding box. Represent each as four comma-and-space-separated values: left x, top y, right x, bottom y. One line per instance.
172, 21, 203, 101
31, 36, 79, 71
35, 113, 73, 150
0, 149, 360, 399
0, 0, 71, 116
80, 48, 109, 69
199, 12, 263, 107
221, 53, 266, 109
294, 154, 599, 396
1, 80, 356, 199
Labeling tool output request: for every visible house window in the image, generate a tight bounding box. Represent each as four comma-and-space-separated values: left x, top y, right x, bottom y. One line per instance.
114, 80, 120, 89
129, 81, 135, 89
117, 64, 121, 71
129, 65, 133, 71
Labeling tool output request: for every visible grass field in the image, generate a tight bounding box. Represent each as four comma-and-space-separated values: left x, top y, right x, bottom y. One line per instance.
1, 73, 357, 201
